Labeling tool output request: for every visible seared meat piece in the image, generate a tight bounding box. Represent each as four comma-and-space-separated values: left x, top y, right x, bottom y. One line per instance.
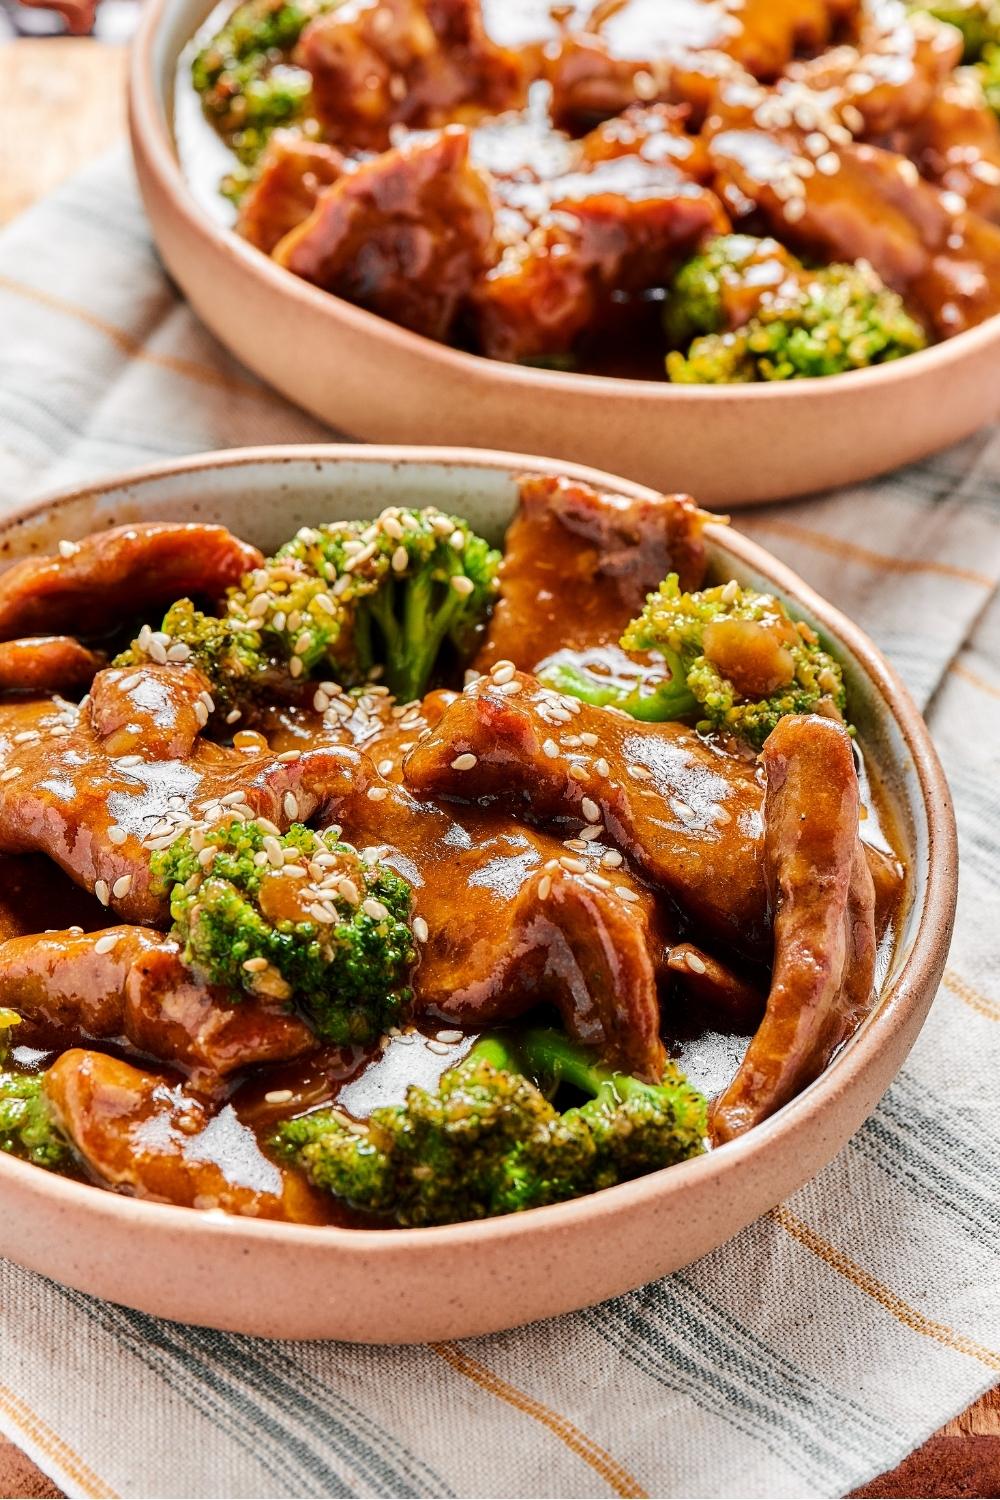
667, 943, 764, 1029
782, 4, 961, 138
237, 133, 346, 254
257, 684, 453, 763
333, 778, 668, 1077
711, 715, 876, 1142
298, 0, 528, 150
579, 102, 713, 180
708, 127, 1000, 336
0, 927, 315, 1087
45, 1050, 326, 1220
547, 0, 860, 128
0, 524, 262, 643
273, 127, 496, 341
403, 667, 770, 955
474, 475, 708, 672
0, 664, 364, 924
472, 151, 727, 361
898, 72, 1000, 224
0, 637, 104, 694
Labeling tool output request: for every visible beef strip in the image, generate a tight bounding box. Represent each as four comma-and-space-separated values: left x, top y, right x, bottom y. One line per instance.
45, 1049, 326, 1220
298, 0, 528, 150
0, 637, 104, 694
402, 666, 770, 956
546, 0, 860, 128
711, 714, 876, 1143
896, 71, 1000, 224
331, 776, 669, 1077
0, 927, 315, 1088
272, 126, 496, 341
474, 475, 708, 672
0, 664, 364, 924
237, 133, 347, 254
707, 124, 1000, 337
0, 524, 262, 643
666, 943, 765, 1029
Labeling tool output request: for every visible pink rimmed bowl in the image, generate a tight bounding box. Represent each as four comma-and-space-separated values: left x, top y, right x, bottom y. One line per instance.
0, 445, 956, 1340
128, 0, 1000, 507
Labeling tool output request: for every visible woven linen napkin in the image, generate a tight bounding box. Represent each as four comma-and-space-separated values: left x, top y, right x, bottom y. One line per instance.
0, 147, 998, 1500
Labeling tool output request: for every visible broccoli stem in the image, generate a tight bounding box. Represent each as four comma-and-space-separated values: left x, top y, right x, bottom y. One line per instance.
538, 657, 697, 722
472, 1028, 660, 1111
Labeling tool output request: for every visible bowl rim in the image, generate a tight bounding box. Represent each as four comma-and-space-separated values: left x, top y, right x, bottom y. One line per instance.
127, 0, 1000, 406
0, 442, 959, 1258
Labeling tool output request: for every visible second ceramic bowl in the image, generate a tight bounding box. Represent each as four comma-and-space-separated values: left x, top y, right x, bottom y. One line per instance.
0, 445, 957, 1340
127, 0, 1000, 508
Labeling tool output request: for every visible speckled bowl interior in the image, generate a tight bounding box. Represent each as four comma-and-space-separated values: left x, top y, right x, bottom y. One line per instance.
0, 447, 957, 1341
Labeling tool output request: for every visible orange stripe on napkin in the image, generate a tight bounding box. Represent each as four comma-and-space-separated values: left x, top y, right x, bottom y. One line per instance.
943, 969, 1000, 1022
771, 1206, 1000, 1371
949, 661, 1000, 702
0, 1382, 115, 1498
0, 273, 271, 402
744, 518, 996, 589
429, 1341, 647, 1497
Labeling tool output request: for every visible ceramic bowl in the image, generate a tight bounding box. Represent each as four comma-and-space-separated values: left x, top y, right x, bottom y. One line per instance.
0, 446, 957, 1342
127, 0, 1000, 508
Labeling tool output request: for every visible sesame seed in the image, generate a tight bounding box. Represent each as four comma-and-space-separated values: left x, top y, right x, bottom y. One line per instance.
289, 656, 303, 679
686, 952, 708, 975
568, 764, 588, 782
119, 672, 143, 691
601, 850, 623, 868
450, 753, 477, 771
581, 797, 600, 823
538, 874, 552, 900
391, 546, 409, 573
112, 874, 133, 899
95, 879, 110, 906
277, 750, 301, 763
560, 856, 587, 874
58, 539, 80, 559
721, 578, 739, 603
377, 759, 394, 777
147, 637, 168, 665
451, 575, 475, 597
282, 792, 299, 820
362, 898, 389, 921
616, 886, 640, 903
673, 800, 695, 824
579, 732, 599, 747
338, 877, 360, 905
584, 872, 612, 891
542, 739, 558, 758
412, 915, 429, 943
265, 1089, 294, 1104
0, 768, 19, 783
628, 764, 651, 780
264, 836, 284, 867
198, 846, 217, 867
495, 681, 521, 696
367, 785, 389, 801
167, 642, 192, 663
194, 702, 210, 728
564, 839, 588, 853
784, 197, 807, 221
93, 934, 119, 955
13, 731, 38, 744
491, 663, 516, 684
117, 755, 142, 768
578, 824, 602, 842
221, 790, 246, 805
594, 757, 610, 778
243, 957, 269, 972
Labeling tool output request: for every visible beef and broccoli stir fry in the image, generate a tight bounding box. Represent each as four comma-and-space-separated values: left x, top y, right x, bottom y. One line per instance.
0, 477, 905, 1226
180, 0, 1000, 380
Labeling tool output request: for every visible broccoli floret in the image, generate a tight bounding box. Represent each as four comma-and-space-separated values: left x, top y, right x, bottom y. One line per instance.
152, 818, 416, 1046
665, 243, 927, 383
274, 1029, 707, 1226
537, 649, 697, 721
0, 1070, 72, 1171
227, 509, 501, 701
980, 43, 1000, 109
115, 599, 267, 715
191, 0, 329, 163
618, 573, 847, 748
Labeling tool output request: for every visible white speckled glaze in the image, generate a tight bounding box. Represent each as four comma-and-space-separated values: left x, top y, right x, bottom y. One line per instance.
0, 447, 957, 1341
127, 0, 1000, 507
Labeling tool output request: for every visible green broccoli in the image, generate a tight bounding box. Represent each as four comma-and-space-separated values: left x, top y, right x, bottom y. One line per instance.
152, 818, 416, 1046
0, 1069, 72, 1171
617, 573, 847, 748
114, 599, 267, 716
980, 43, 1000, 109
910, 0, 1000, 60
536, 649, 697, 721
664, 240, 927, 383
273, 1029, 707, 1226
191, 0, 331, 164
226, 509, 501, 701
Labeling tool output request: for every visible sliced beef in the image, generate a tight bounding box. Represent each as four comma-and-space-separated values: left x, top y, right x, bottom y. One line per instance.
0, 524, 262, 643
666, 943, 765, 1029
402, 667, 770, 955
0, 637, 104, 694
330, 776, 669, 1078
272, 126, 496, 341
298, 0, 528, 150
45, 1049, 326, 1220
711, 714, 876, 1143
237, 133, 347, 254
0, 666, 365, 924
897, 72, 1000, 224
474, 475, 708, 673
0, 927, 315, 1087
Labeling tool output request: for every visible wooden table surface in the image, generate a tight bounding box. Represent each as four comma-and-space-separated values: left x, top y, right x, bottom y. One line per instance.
0, 31, 998, 1500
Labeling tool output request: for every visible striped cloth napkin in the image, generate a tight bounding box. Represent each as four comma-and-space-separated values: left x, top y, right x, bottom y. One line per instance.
1, 147, 999, 1500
